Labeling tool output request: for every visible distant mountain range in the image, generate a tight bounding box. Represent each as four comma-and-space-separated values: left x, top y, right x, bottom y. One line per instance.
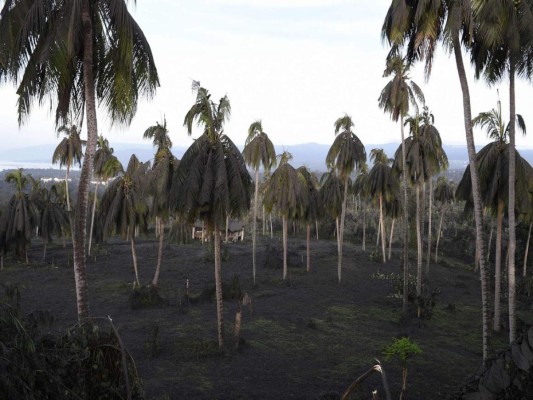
1, 142, 533, 173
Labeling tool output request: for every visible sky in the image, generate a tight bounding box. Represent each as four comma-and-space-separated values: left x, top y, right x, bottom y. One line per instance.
0, 0, 532, 155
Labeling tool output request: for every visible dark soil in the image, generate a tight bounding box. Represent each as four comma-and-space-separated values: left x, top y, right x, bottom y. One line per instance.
1, 233, 518, 399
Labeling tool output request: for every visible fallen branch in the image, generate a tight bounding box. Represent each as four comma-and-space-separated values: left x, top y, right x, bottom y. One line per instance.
341, 360, 391, 400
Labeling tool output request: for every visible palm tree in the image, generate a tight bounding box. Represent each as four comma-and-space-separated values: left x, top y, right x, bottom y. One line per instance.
173, 82, 252, 349
263, 151, 306, 280
0, 0, 159, 321
34, 185, 70, 261
419, 107, 448, 275
378, 54, 424, 312
150, 151, 179, 288
0, 169, 37, 264
320, 170, 345, 243
385, 193, 402, 261
242, 120, 277, 285
433, 176, 454, 264
326, 114, 366, 283
456, 97, 530, 332
297, 166, 323, 272
144, 118, 176, 288
88, 136, 119, 256
52, 124, 85, 213
471, 0, 533, 343
367, 149, 398, 263
353, 165, 369, 251
382, 0, 492, 363
101, 155, 147, 288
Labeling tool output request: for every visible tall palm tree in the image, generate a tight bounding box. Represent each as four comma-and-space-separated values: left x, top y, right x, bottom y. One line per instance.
419, 107, 448, 275
456, 97, 530, 332
433, 176, 454, 264
242, 120, 277, 285
101, 155, 147, 288
263, 151, 306, 280
144, 118, 176, 288
0, 0, 159, 321
471, 0, 533, 343
367, 149, 398, 263
88, 136, 118, 256
172, 82, 252, 349
0, 169, 37, 264
296, 166, 323, 272
378, 54, 424, 312
382, 0, 492, 363
52, 124, 85, 213
326, 114, 366, 283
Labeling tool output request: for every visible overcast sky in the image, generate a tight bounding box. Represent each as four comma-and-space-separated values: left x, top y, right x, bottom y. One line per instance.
0, 0, 532, 155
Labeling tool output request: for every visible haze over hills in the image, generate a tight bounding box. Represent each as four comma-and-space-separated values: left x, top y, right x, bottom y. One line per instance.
1, 142, 533, 174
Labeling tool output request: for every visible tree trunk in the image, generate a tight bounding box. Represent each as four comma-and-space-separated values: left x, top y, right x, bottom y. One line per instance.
43, 240, 47, 262
131, 236, 140, 287
88, 180, 99, 256
523, 222, 532, 277
234, 302, 242, 349
376, 213, 381, 249
435, 205, 445, 264
338, 177, 349, 283
65, 167, 71, 212
214, 223, 224, 349
453, 36, 490, 363
488, 219, 494, 263
316, 220, 319, 240
400, 114, 409, 314
416, 184, 422, 297
494, 200, 504, 332
253, 168, 259, 285
282, 216, 288, 280
72, 0, 97, 321
262, 205, 266, 236
362, 207, 366, 251
388, 219, 395, 261
306, 223, 311, 272
379, 193, 386, 263
508, 61, 517, 343
426, 178, 433, 276
152, 221, 164, 287
270, 214, 273, 239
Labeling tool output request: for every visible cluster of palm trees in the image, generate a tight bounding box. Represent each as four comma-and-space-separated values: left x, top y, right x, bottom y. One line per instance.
382, 0, 533, 361
1, 0, 533, 366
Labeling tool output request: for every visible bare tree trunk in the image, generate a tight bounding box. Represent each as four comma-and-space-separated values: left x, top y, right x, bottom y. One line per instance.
494, 200, 504, 331
400, 114, 409, 314
252, 168, 259, 285
488, 219, 494, 263
508, 61, 517, 343
524, 222, 532, 277
65, 168, 71, 212
88, 180, 99, 256
388, 219, 395, 261
453, 36, 489, 363
43, 241, 47, 262
282, 216, 288, 280
338, 177, 349, 283
225, 215, 229, 243
379, 193, 386, 263
426, 178, 433, 276
270, 214, 273, 239
131, 236, 140, 287
262, 205, 266, 236
435, 205, 446, 264
234, 302, 242, 349
315, 220, 319, 240
72, 0, 97, 321
416, 184, 422, 297
214, 223, 224, 349
362, 207, 366, 252
152, 221, 164, 287
376, 213, 381, 249
306, 223, 311, 272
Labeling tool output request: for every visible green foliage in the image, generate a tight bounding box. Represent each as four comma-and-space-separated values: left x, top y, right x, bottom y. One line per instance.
383, 337, 422, 367
0, 283, 143, 399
